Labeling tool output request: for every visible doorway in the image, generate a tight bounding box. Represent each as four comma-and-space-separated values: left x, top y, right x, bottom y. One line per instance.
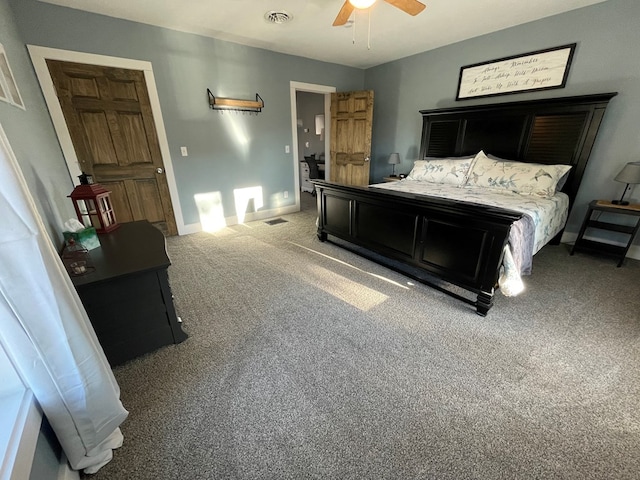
296, 91, 325, 181
289, 81, 334, 211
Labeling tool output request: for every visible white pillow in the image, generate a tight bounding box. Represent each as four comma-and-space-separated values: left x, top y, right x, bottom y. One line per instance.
406, 156, 476, 186
486, 152, 571, 192
465, 151, 571, 198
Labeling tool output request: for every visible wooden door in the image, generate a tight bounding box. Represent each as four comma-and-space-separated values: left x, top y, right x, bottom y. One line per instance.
330, 90, 374, 186
47, 60, 177, 235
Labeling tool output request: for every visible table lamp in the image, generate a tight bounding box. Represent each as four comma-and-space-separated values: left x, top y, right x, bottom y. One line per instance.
612, 161, 640, 205
388, 153, 400, 177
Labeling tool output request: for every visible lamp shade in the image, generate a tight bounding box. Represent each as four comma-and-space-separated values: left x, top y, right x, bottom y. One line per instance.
614, 162, 640, 184
388, 153, 401, 165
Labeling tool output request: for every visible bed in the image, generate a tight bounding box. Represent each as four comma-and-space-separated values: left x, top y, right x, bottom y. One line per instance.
313, 93, 616, 315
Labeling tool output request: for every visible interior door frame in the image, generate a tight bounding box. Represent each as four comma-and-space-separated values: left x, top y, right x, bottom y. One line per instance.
289, 81, 335, 208
27, 45, 186, 234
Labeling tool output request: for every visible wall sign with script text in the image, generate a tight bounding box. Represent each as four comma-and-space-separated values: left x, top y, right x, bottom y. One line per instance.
456, 44, 576, 101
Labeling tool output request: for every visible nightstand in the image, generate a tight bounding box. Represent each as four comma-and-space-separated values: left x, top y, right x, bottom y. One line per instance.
570, 200, 640, 267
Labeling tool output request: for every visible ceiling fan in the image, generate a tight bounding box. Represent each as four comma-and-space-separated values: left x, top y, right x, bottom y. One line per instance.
333, 0, 426, 26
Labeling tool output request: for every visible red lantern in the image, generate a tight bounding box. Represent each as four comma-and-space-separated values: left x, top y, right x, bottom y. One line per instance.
68, 173, 119, 233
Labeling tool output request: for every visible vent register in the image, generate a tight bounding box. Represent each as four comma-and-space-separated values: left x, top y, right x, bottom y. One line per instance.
264, 11, 292, 24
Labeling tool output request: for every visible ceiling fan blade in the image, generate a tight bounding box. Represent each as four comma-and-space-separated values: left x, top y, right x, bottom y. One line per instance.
384, 0, 426, 16
333, 1, 355, 26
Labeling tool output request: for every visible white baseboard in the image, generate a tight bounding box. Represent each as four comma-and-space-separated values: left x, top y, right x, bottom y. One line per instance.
57, 453, 78, 480
180, 204, 300, 235
0, 390, 41, 480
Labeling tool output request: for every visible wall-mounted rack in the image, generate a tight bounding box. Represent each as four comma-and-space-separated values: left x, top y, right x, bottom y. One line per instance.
207, 88, 264, 113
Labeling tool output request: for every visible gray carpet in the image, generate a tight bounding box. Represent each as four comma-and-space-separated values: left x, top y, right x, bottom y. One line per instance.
88, 193, 640, 479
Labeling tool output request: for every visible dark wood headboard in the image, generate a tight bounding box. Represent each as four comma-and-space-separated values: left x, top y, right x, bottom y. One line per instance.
419, 93, 617, 206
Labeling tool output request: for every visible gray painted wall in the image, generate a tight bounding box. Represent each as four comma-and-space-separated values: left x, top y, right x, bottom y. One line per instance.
9, 0, 364, 227
365, 0, 640, 248
0, 0, 75, 244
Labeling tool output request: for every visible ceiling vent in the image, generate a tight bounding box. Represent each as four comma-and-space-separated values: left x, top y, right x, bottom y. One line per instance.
264, 11, 292, 24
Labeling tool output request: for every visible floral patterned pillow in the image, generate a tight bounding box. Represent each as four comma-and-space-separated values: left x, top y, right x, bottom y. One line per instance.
465, 151, 572, 198
406, 157, 476, 186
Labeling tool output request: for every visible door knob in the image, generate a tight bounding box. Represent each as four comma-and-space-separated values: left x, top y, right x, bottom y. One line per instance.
156, 167, 164, 174
364, 156, 370, 162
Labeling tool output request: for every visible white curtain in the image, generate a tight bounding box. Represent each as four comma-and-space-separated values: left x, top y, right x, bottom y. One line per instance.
0, 124, 128, 474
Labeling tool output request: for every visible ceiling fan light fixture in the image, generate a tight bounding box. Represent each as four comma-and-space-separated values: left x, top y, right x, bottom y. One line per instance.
348, 0, 377, 9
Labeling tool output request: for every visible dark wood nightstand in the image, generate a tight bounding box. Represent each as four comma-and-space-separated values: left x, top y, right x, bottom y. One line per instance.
570, 200, 640, 267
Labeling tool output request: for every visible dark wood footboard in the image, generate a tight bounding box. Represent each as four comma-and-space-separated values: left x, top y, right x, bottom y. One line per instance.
313, 181, 522, 315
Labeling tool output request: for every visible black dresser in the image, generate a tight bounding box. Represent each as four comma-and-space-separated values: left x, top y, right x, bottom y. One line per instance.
71, 221, 187, 366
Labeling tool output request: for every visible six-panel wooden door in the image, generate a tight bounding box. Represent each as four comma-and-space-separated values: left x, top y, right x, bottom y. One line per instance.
47, 60, 177, 235
330, 90, 374, 186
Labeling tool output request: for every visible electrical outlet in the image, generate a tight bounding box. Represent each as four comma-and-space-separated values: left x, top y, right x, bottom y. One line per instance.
284, 191, 289, 199
285, 145, 290, 153
180, 146, 188, 156
305, 141, 310, 148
